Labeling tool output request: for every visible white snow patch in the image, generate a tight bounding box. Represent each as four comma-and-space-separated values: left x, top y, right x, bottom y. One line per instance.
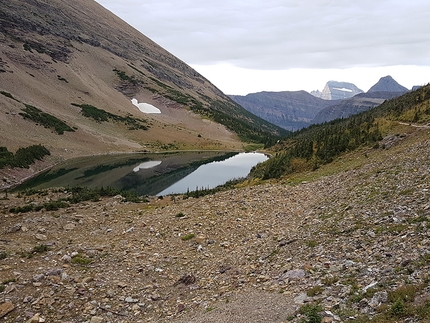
333, 87, 353, 92
133, 161, 162, 172
132, 98, 161, 114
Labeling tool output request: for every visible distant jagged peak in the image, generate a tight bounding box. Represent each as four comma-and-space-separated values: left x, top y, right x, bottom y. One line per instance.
367, 75, 408, 93
312, 81, 363, 100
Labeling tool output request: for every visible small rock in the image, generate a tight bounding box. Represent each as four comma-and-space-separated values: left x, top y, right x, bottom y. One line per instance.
26, 313, 41, 323
284, 269, 306, 280
45, 268, 63, 276
0, 302, 14, 318
369, 291, 388, 307
23, 296, 34, 303
117, 282, 128, 288
7, 223, 22, 233
175, 273, 196, 286
90, 316, 104, 323
32, 274, 45, 282
64, 223, 76, 230
150, 294, 161, 301
35, 234, 47, 241
294, 293, 309, 304
125, 296, 139, 303
61, 255, 72, 263
195, 234, 206, 244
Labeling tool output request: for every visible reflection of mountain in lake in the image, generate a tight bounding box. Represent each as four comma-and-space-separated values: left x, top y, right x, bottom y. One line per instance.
14, 152, 237, 195
113, 152, 238, 195
115, 163, 200, 196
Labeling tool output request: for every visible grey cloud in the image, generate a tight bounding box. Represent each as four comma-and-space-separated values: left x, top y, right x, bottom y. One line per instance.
96, 0, 430, 70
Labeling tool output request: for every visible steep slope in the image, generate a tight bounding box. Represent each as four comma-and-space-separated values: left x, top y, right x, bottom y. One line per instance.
0, 0, 286, 174
313, 76, 408, 123
229, 91, 335, 131
312, 92, 401, 124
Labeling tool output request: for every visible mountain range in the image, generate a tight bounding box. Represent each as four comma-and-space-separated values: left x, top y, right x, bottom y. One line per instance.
230, 76, 410, 130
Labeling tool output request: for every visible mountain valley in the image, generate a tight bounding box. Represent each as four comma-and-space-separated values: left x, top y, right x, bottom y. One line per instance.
1, 1, 430, 323
0, 0, 286, 189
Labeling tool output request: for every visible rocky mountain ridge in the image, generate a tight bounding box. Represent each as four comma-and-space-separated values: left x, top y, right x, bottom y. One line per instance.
231, 76, 411, 130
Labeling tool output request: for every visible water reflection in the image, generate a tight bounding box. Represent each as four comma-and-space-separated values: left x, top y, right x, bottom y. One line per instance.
157, 152, 267, 195
133, 161, 162, 172
16, 151, 267, 196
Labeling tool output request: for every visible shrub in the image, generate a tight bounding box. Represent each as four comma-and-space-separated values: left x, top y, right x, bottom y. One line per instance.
181, 233, 195, 241
1, 145, 50, 169
390, 298, 405, 317
307, 286, 324, 297
32, 244, 49, 253
299, 304, 323, 323
20, 104, 74, 135
71, 254, 92, 265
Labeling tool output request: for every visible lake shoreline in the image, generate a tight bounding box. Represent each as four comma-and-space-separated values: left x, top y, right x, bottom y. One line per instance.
0, 149, 252, 193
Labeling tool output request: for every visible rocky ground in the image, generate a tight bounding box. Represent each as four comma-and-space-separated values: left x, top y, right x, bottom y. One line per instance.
0, 126, 429, 323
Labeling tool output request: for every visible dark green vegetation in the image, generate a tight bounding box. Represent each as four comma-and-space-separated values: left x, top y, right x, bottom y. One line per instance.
350, 283, 430, 323
181, 233, 195, 241
9, 186, 144, 214
71, 254, 92, 266
299, 304, 323, 323
252, 85, 430, 179
72, 103, 149, 130
0, 145, 50, 169
191, 100, 286, 146
113, 68, 289, 145
20, 104, 75, 135
0, 90, 19, 101
2, 90, 74, 135
181, 177, 246, 199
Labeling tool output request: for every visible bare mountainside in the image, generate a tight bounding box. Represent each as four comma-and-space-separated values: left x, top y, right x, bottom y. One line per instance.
229, 91, 335, 131
0, 0, 286, 185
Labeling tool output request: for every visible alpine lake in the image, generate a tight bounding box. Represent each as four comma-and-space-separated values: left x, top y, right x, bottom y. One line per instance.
15, 151, 268, 196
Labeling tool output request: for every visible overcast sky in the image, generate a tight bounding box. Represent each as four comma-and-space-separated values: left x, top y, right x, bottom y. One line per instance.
95, 0, 430, 95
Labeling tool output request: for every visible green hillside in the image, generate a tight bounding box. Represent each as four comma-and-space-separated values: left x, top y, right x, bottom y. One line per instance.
252, 85, 430, 179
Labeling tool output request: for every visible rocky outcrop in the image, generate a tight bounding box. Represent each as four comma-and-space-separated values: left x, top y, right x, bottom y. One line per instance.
367, 75, 408, 93
313, 81, 363, 100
